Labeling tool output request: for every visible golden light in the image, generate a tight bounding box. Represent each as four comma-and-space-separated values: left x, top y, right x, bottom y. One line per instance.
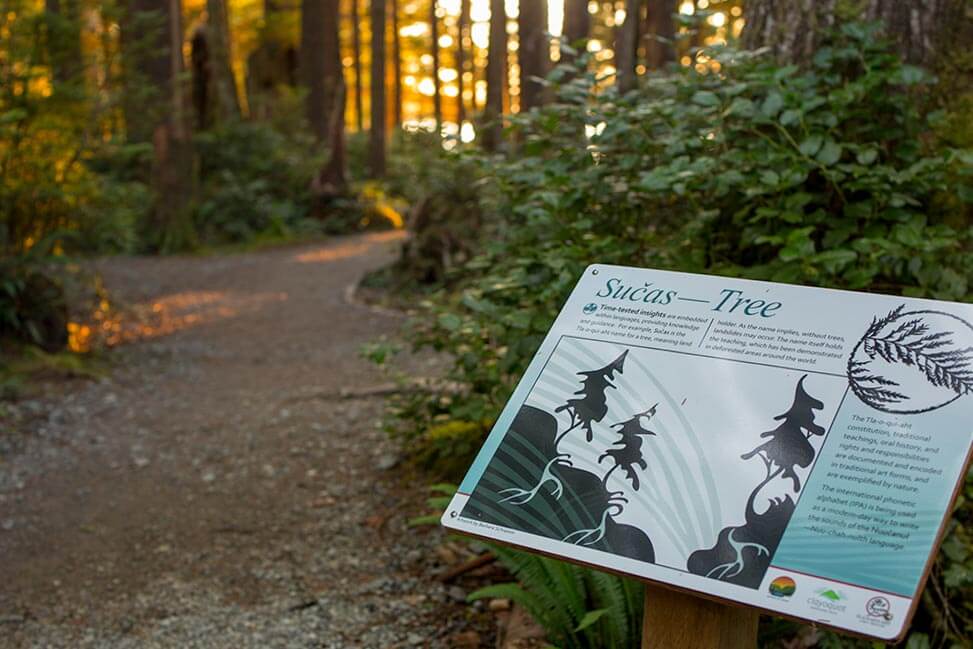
470, 0, 490, 22
438, 67, 458, 82
614, 9, 626, 25
420, 53, 434, 65
438, 34, 453, 48
678, 1, 694, 15
681, 55, 692, 66
404, 75, 417, 86
400, 22, 429, 37
471, 22, 489, 48
438, 0, 462, 15
444, 84, 459, 97
586, 39, 602, 52
587, 1, 598, 14
504, 0, 519, 18
731, 6, 742, 16
460, 121, 476, 143
707, 12, 726, 27
417, 77, 437, 95
548, 0, 563, 36
697, 0, 709, 7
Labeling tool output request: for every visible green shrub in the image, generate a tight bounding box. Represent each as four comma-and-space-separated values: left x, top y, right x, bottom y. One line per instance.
390, 23, 972, 649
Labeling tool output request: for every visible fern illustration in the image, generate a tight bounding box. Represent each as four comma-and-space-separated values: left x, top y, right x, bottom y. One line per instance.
598, 405, 658, 490
859, 305, 973, 398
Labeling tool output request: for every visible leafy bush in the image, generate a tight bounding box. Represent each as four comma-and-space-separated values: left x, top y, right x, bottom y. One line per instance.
192, 120, 322, 244
389, 24, 972, 649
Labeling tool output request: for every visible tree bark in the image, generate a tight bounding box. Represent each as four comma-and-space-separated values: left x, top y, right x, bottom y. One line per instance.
457, 0, 469, 124
301, 0, 328, 140
643, 0, 675, 70
517, 0, 547, 110
431, 0, 442, 132
205, 0, 241, 120
312, 0, 347, 195
151, 0, 196, 251
563, 0, 590, 48
352, 0, 364, 131
482, 0, 505, 149
391, 0, 403, 128
121, 0, 171, 142
369, 0, 387, 176
615, 0, 640, 92
742, 0, 969, 69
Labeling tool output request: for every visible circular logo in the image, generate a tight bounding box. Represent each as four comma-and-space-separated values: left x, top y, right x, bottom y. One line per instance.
583, 303, 598, 315
768, 576, 796, 598
865, 596, 893, 621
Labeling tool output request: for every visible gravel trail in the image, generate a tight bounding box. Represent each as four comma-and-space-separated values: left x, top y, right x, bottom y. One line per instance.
0, 232, 489, 648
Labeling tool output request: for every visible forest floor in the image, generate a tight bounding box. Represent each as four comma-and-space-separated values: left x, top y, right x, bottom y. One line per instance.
0, 232, 503, 648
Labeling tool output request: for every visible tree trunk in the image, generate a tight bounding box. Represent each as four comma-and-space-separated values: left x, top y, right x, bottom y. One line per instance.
245, 1, 298, 120
351, 0, 364, 131
431, 0, 442, 133
151, 0, 196, 251
517, 0, 547, 110
615, 0, 640, 92
301, 0, 328, 140
482, 0, 505, 149
45, 0, 83, 87
312, 0, 347, 194
205, 0, 241, 120
643, 0, 675, 70
742, 0, 969, 69
457, 0, 468, 124
369, 0, 387, 176
563, 0, 590, 48
391, 0, 403, 128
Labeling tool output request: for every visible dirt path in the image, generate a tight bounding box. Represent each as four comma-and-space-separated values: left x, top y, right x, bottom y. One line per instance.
0, 232, 490, 648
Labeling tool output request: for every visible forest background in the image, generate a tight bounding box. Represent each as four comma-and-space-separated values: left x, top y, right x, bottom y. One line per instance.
1, 0, 972, 646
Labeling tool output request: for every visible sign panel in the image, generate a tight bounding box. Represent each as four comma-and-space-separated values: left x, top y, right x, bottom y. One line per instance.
442, 264, 973, 641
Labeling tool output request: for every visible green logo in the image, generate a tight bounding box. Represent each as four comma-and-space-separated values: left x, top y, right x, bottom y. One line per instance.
816, 588, 846, 602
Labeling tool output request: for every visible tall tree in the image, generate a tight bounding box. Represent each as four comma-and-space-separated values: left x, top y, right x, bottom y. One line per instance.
391, 0, 403, 128
742, 0, 970, 68
312, 0, 348, 194
517, 0, 547, 111
190, 0, 241, 128
482, 0, 505, 149
351, 0, 364, 130
245, 0, 298, 120
142, 0, 195, 250
563, 0, 590, 48
456, 0, 469, 125
205, 0, 241, 120
615, 0, 640, 92
301, 0, 328, 140
643, 0, 675, 70
430, 0, 442, 132
369, 0, 386, 176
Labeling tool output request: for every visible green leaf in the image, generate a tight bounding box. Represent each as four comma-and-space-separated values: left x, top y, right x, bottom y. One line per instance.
574, 608, 609, 632
438, 313, 462, 331
779, 109, 801, 126
761, 92, 784, 118
799, 135, 823, 157
691, 91, 720, 107
817, 140, 842, 166
856, 149, 878, 166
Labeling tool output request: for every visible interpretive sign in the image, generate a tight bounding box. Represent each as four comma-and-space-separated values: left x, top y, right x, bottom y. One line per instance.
442, 264, 973, 641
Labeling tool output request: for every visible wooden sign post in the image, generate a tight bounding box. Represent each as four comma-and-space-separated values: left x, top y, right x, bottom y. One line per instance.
443, 264, 973, 644
642, 585, 758, 649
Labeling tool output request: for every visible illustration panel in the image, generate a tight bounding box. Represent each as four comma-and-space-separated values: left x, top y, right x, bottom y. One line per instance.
460, 337, 846, 588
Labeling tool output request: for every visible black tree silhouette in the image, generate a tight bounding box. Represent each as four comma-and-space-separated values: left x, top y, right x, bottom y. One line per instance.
555, 350, 629, 443
598, 404, 658, 490
741, 375, 825, 495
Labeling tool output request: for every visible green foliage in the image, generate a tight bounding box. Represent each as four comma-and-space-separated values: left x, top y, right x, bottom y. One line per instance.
193, 120, 322, 244
388, 23, 972, 649
468, 544, 644, 649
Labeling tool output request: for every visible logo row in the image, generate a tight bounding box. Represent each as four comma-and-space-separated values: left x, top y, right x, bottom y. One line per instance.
768, 576, 893, 624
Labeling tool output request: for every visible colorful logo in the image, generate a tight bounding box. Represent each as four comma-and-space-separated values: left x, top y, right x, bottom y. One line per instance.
583, 303, 598, 315
768, 576, 796, 598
